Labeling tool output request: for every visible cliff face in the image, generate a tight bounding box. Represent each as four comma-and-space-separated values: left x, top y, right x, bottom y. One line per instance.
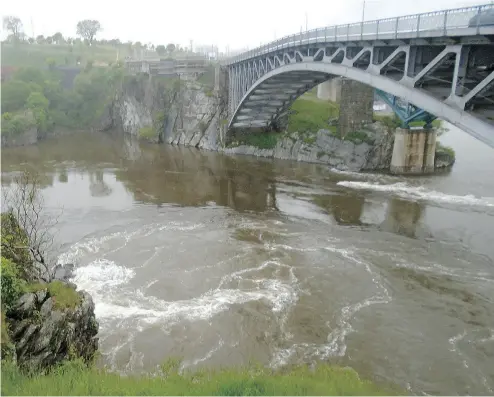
107, 76, 452, 173
107, 76, 394, 171
5, 281, 99, 369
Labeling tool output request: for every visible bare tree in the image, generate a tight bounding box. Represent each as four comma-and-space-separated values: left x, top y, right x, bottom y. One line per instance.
2, 170, 61, 282
3, 16, 23, 41
76, 19, 102, 46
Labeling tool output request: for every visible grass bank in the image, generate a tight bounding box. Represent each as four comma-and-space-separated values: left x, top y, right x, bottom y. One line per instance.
1, 359, 397, 396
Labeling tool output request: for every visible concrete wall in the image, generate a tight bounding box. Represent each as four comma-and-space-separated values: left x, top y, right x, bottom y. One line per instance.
316, 78, 342, 102
337, 79, 374, 137
390, 128, 437, 174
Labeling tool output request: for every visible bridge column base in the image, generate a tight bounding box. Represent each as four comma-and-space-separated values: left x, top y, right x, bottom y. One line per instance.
390, 128, 437, 175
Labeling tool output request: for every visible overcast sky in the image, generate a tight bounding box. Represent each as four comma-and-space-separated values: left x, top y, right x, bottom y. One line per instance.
1, 0, 489, 50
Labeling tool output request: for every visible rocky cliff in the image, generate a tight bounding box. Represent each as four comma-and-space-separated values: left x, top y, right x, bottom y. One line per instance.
3, 281, 99, 369
106, 76, 395, 171
106, 75, 452, 173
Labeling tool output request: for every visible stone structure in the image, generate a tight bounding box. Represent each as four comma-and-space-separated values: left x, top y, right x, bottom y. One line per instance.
316, 78, 342, 102
390, 128, 437, 174
337, 79, 374, 137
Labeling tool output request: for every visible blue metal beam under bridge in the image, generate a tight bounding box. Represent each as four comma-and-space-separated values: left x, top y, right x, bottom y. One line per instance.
375, 89, 437, 129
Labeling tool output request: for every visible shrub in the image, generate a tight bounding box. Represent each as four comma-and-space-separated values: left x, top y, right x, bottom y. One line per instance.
1, 257, 27, 313
47, 281, 81, 310
231, 132, 279, 149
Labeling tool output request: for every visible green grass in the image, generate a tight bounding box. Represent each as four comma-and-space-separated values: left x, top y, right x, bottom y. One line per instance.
1, 43, 125, 68
27, 281, 81, 310
287, 97, 339, 133
0, 359, 397, 396
229, 132, 280, 149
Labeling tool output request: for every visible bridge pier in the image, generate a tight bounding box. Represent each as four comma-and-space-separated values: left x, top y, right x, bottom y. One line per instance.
390, 128, 437, 175
337, 79, 374, 137
316, 78, 342, 102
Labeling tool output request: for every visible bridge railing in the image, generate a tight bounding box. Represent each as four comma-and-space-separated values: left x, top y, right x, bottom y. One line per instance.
225, 3, 494, 64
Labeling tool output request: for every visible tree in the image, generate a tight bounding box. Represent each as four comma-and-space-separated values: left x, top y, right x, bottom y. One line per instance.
36, 35, 45, 44
52, 32, 64, 44
166, 43, 176, 54
45, 36, 53, 44
27, 37, 35, 44
3, 16, 23, 41
2, 170, 61, 282
156, 45, 166, 56
76, 19, 101, 46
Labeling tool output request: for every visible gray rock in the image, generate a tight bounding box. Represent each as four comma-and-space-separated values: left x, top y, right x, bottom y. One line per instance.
6, 283, 99, 369
13, 293, 36, 319
40, 297, 53, 318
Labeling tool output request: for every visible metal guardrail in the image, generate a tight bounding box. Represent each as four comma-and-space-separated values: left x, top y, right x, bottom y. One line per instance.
225, 3, 494, 64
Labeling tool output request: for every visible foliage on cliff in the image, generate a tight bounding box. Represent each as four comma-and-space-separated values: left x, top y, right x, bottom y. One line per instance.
1, 65, 125, 136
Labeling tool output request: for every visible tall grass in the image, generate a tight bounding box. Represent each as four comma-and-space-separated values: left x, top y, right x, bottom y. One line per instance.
1, 359, 397, 396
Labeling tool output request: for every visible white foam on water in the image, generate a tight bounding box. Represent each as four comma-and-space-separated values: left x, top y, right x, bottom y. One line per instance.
337, 181, 494, 208
72, 259, 135, 290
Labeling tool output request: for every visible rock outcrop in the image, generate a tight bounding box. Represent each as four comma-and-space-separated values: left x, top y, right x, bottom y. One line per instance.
6, 282, 98, 369
107, 75, 451, 173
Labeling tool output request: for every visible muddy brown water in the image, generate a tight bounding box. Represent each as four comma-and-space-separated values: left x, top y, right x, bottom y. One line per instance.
1, 122, 493, 395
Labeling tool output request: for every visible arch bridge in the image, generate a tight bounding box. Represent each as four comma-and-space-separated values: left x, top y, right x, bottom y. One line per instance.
224, 4, 494, 148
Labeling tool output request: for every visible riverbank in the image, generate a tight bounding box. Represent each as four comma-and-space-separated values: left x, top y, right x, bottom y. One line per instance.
1, 359, 397, 396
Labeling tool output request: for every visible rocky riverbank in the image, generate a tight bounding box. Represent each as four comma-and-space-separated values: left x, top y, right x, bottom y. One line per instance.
105, 76, 453, 173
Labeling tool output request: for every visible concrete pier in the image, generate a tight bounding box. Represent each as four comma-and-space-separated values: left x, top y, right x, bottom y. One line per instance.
337, 79, 374, 137
390, 128, 437, 174
316, 78, 342, 102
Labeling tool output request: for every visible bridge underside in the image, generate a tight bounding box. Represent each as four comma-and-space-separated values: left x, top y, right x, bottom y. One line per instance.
231, 71, 331, 129
227, 41, 494, 147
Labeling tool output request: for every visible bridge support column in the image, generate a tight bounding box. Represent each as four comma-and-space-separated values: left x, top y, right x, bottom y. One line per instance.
316, 78, 342, 102
390, 128, 437, 175
337, 79, 373, 137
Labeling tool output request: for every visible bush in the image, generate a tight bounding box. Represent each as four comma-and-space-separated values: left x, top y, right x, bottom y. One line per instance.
1, 257, 27, 313
48, 281, 81, 310
436, 142, 456, 159
230, 132, 279, 149
1, 112, 36, 135
0, 212, 32, 280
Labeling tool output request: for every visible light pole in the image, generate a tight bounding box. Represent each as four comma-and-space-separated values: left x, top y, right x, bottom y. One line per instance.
305, 12, 308, 31
361, 0, 366, 23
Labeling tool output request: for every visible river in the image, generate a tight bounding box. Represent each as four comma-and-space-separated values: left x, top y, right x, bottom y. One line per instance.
1, 123, 493, 395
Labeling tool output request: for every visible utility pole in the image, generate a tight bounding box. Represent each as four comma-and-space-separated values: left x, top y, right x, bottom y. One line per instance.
362, 0, 366, 23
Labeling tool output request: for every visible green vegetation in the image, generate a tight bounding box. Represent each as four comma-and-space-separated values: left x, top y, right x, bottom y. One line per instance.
287, 96, 339, 133
436, 141, 456, 159
344, 130, 375, 145
138, 126, 157, 140
1, 65, 125, 135
26, 281, 82, 310
229, 132, 280, 149
1, 359, 395, 396
1, 257, 27, 313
